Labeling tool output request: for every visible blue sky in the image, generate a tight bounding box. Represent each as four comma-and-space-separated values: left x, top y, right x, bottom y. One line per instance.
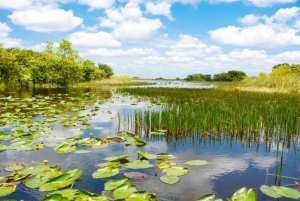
0, 0, 299, 78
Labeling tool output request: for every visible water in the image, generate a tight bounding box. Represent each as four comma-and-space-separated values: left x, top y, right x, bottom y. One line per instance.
0, 85, 299, 201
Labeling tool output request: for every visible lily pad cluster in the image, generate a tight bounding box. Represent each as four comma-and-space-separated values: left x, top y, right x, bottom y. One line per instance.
260, 185, 300, 199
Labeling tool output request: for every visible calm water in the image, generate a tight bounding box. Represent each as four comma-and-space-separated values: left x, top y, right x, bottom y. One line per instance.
0, 84, 299, 201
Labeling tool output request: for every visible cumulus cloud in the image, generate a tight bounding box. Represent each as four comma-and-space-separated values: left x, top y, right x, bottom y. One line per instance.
146, 2, 174, 21
8, 5, 83, 32
245, 0, 297, 7
68, 31, 121, 47
0, 0, 31, 10
78, 0, 115, 10
0, 22, 22, 47
166, 34, 222, 57
209, 7, 300, 47
208, 0, 239, 3
87, 48, 157, 56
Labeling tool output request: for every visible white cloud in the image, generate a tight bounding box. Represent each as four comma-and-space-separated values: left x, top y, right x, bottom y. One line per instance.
208, 0, 239, 3
81, 24, 99, 32
0, 22, 22, 47
274, 50, 300, 62
112, 18, 163, 41
245, 0, 297, 7
78, 0, 115, 10
166, 34, 222, 57
209, 7, 300, 48
296, 20, 300, 29
8, 6, 83, 32
146, 2, 174, 21
68, 31, 121, 47
87, 48, 157, 56
238, 14, 260, 25
0, 0, 31, 10
272, 7, 300, 22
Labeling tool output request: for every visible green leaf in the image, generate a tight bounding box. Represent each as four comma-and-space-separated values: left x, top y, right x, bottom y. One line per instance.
260, 185, 281, 199
156, 153, 177, 160
151, 131, 166, 135
197, 194, 220, 201
271, 185, 300, 199
92, 167, 119, 179
163, 167, 189, 176
231, 187, 257, 201
157, 161, 173, 169
113, 184, 137, 199
124, 160, 154, 169
0, 183, 17, 197
104, 178, 131, 191
5, 163, 26, 172
160, 175, 179, 185
184, 160, 209, 166
41, 193, 69, 201
137, 150, 157, 159
104, 154, 129, 161
125, 191, 157, 201
25, 177, 49, 188
45, 189, 78, 200
0, 142, 8, 152
92, 141, 109, 149
97, 161, 121, 168
54, 142, 76, 154
39, 169, 82, 191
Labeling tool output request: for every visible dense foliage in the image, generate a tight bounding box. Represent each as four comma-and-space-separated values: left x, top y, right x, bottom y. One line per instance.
244, 63, 300, 92
184, 70, 246, 82
0, 39, 113, 86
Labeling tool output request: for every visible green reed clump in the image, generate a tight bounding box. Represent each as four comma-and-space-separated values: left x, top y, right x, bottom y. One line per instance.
118, 88, 300, 143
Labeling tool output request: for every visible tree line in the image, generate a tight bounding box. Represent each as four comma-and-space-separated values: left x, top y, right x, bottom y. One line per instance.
184, 70, 246, 82
0, 39, 114, 87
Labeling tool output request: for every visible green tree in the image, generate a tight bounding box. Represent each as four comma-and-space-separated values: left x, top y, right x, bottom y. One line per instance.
98, 63, 114, 78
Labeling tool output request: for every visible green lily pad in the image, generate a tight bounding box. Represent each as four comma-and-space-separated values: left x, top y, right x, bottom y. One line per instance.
157, 161, 175, 169
125, 139, 147, 146
5, 163, 26, 172
137, 150, 157, 159
45, 189, 78, 200
0, 143, 7, 152
25, 177, 49, 188
151, 131, 166, 135
39, 169, 82, 191
231, 187, 257, 201
41, 193, 69, 201
97, 161, 121, 168
197, 194, 222, 201
124, 160, 154, 169
92, 167, 119, 179
156, 153, 177, 160
0, 183, 17, 197
271, 185, 300, 199
125, 191, 157, 201
104, 154, 129, 162
184, 160, 209, 166
163, 167, 189, 176
74, 189, 108, 200
160, 175, 179, 185
104, 178, 131, 191
54, 142, 77, 154
260, 185, 282, 199
92, 141, 109, 149
113, 184, 137, 199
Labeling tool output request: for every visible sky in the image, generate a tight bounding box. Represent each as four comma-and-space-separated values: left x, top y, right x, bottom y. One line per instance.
0, 0, 300, 78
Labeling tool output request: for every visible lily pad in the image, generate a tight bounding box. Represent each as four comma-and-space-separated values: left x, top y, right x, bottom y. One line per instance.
0, 143, 7, 152
113, 184, 137, 199
124, 172, 147, 180
97, 161, 121, 168
5, 163, 26, 172
231, 187, 257, 201
41, 193, 69, 201
157, 161, 176, 169
184, 160, 209, 166
54, 142, 76, 154
156, 153, 177, 160
260, 185, 282, 199
163, 167, 189, 176
137, 150, 157, 159
104, 178, 131, 191
39, 169, 82, 191
0, 183, 16, 197
92, 167, 119, 179
125, 191, 157, 201
124, 160, 154, 169
160, 175, 179, 185
197, 194, 222, 201
104, 154, 129, 162
73, 150, 92, 154
271, 185, 300, 199
44, 189, 78, 200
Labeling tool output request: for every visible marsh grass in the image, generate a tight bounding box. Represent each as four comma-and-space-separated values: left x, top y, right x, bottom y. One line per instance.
243, 74, 300, 93
118, 88, 300, 148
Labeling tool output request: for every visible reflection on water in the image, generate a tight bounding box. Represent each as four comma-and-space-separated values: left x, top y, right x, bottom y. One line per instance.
0, 85, 299, 201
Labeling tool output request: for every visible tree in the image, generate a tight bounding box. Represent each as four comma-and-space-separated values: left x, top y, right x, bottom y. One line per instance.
98, 63, 114, 78
213, 70, 246, 81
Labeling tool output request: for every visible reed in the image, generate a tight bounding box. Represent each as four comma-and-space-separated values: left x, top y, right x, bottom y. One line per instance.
117, 87, 300, 147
